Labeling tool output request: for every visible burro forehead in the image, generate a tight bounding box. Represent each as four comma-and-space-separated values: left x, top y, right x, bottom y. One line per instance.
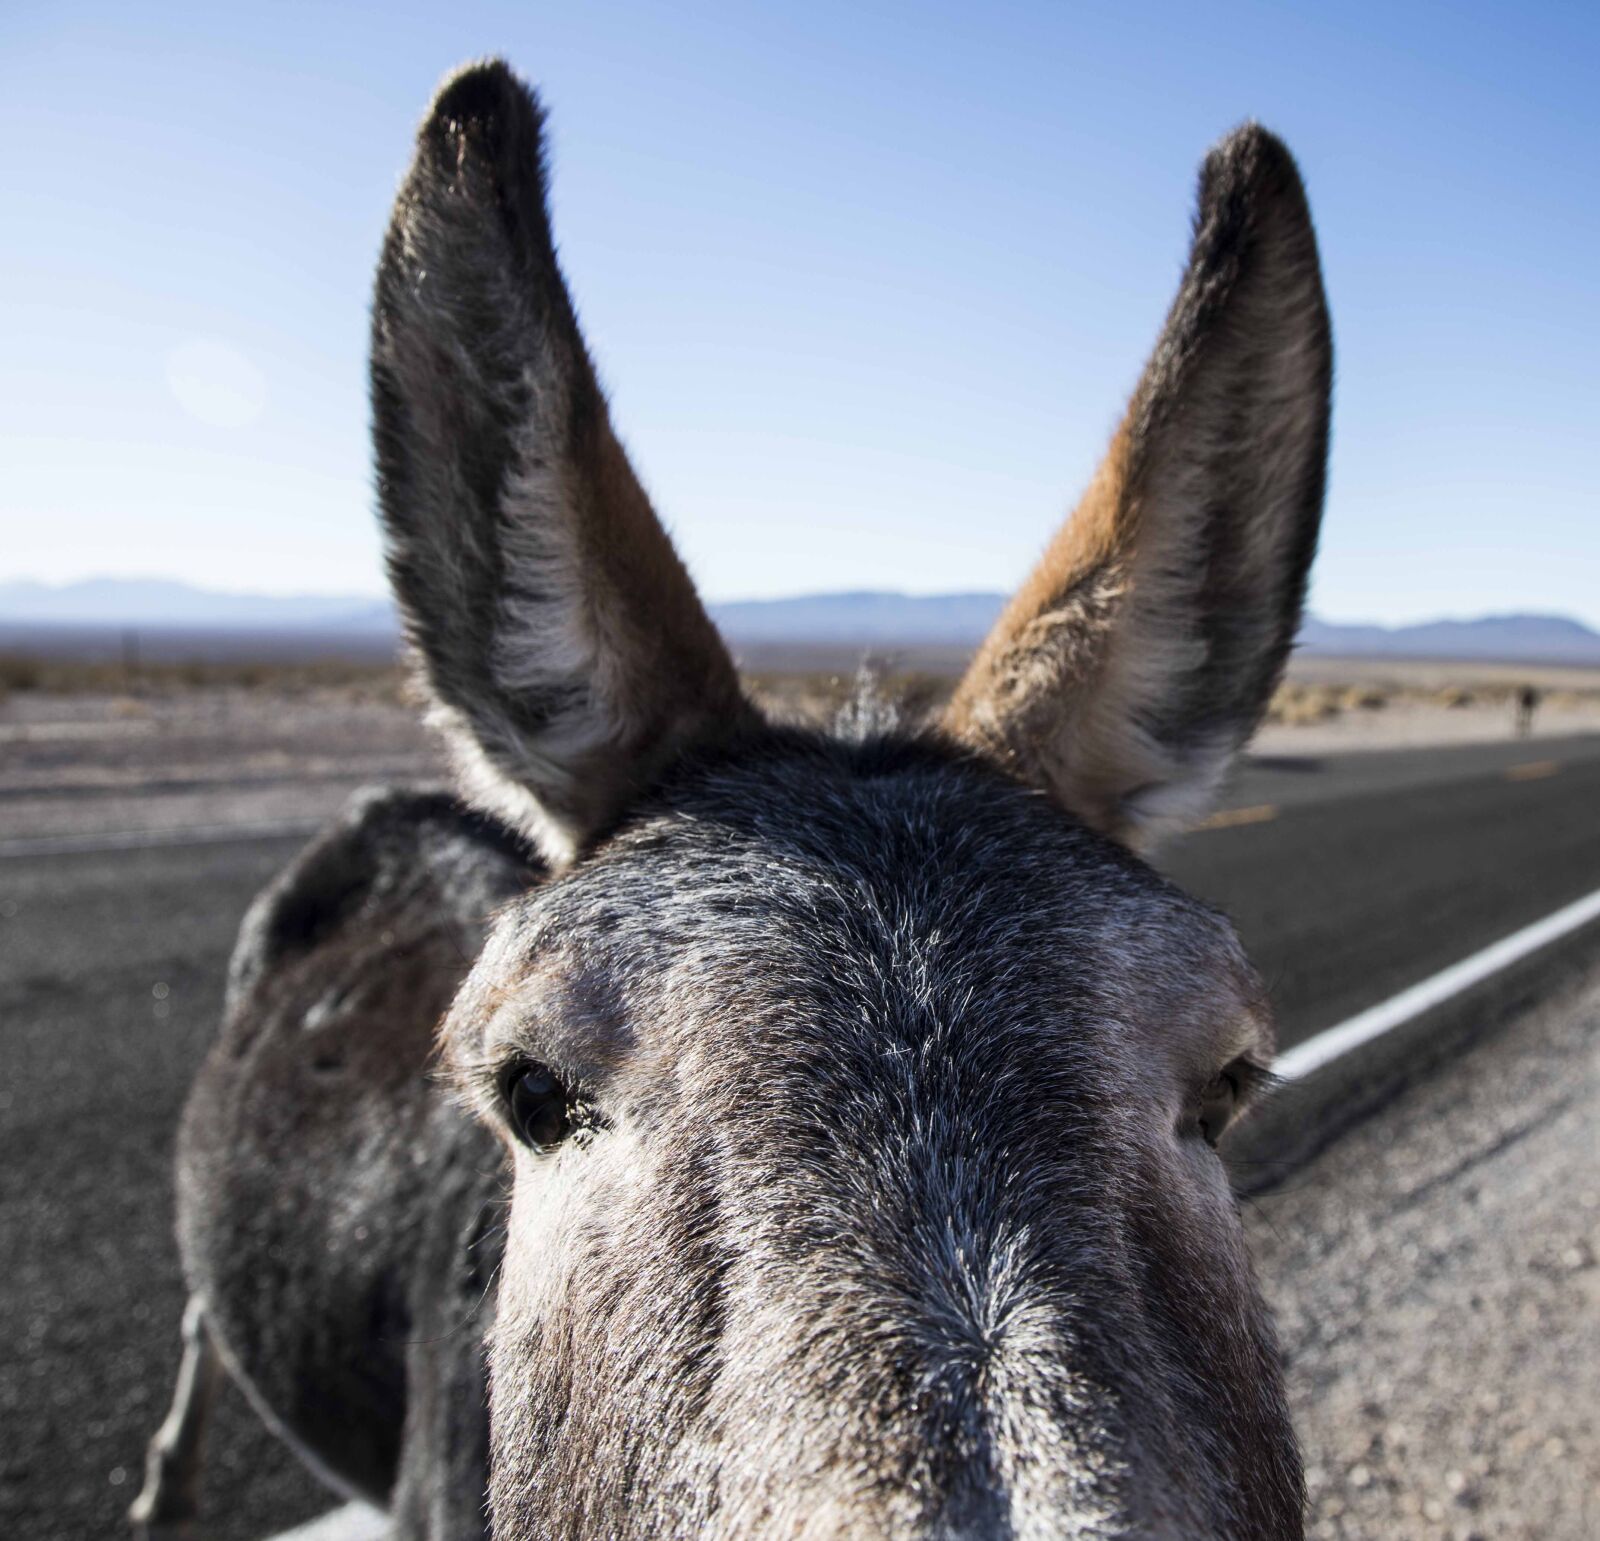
446, 736, 1295, 1539
455, 733, 1270, 1109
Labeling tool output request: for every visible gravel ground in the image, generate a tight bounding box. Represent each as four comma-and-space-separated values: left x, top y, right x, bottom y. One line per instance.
0, 689, 440, 841
1248, 956, 1600, 1539
1251, 697, 1600, 757
5, 685, 1599, 846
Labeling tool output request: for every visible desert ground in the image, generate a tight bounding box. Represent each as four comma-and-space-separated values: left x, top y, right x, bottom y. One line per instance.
1250, 952, 1600, 1540
4, 650, 1599, 845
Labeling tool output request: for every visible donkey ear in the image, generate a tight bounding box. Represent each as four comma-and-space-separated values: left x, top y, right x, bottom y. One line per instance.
371, 61, 750, 867
943, 125, 1331, 850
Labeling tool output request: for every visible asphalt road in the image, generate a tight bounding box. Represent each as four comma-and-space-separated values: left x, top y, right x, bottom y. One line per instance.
1160, 731, 1600, 1041
2, 734, 1598, 1540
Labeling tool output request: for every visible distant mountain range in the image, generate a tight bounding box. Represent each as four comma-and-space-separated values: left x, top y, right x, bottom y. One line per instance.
4, 579, 1600, 665
710, 591, 1008, 647
1293, 612, 1600, 664
0, 578, 386, 630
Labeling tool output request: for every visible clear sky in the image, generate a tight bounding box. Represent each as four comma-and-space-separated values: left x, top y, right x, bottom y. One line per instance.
3, 1, 1596, 624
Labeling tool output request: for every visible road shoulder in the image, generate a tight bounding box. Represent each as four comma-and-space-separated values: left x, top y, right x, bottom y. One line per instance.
1247, 949, 1600, 1538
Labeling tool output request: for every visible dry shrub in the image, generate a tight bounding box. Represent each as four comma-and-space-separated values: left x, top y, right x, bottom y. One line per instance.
0, 655, 43, 692
1268, 683, 1343, 725
1340, 685, 1388, 711
0, 652, 405, 699
744, 668, 955, 727
1435, 686, 1474, 709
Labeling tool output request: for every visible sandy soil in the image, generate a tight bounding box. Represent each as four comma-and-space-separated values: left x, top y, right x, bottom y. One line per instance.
1252, 695, 1600, 755
0, 688, 441, 842
1249, 959, 1600, 1539
1283, 656, 1600, 692
1259, 656, 1600, 753
2, 669, 1598, 844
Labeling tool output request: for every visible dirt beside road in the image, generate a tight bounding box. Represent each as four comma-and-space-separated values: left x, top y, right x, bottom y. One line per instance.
0, 688, 442, 842
5, 673, 1599, 844
1256, 656, 1600, 753
1248, 956, 1600, 1539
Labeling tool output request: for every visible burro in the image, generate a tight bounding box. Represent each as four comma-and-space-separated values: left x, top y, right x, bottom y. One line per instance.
134, 58, 1332, 1541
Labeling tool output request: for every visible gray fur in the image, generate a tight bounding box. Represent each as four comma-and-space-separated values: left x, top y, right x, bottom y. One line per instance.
140, 57, 1333, 1541
451, 734, 1297, 1538
145, 790, 536, 1536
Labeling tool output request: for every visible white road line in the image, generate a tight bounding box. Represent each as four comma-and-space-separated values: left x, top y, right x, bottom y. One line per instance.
0, 818, 321, 859
1275, 883, 1600, 1082
263, 1503, 387, 1541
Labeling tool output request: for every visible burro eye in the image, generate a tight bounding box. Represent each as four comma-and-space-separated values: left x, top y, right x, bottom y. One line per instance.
1196, 1068, 1254, 1152
504, 1064, 572, 1150
1190, 1055, 1274, 1147
1197, 1070, 1238, 1148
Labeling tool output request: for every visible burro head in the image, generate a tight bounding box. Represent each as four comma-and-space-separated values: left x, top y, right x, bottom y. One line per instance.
371, 60, 1331, 1540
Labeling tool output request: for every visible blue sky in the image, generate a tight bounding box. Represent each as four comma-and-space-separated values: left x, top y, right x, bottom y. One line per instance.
3, 1, 1596, 624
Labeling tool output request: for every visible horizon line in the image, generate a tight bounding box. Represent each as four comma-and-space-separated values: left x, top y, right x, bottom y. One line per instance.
2, 575, 1598, 635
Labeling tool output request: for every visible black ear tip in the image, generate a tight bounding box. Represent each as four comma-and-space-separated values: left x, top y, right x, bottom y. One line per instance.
1203, 120, 1312, 209
423, 57, 544, 160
